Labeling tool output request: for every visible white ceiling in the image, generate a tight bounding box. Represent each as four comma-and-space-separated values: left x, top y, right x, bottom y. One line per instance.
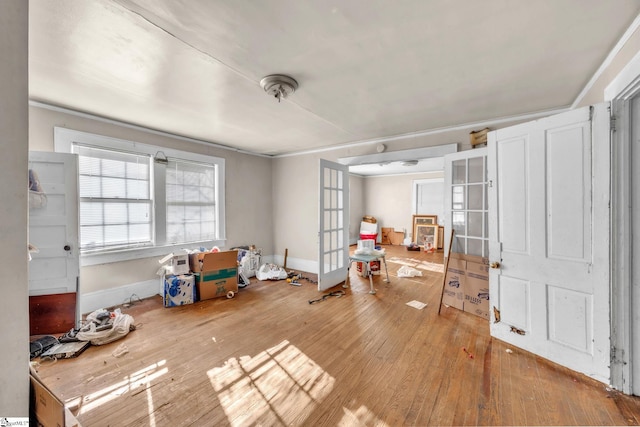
29, 1, 640, 157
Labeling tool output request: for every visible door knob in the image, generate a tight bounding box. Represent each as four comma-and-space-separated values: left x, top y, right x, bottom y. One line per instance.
63, 245, 71, 251
490, 261, 500, 269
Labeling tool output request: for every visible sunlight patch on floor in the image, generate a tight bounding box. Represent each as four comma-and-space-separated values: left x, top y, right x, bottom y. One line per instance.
387, 256, 444, 273
339, 405, 389, 426
208, 340, 335, 426
78, 360, 168, 415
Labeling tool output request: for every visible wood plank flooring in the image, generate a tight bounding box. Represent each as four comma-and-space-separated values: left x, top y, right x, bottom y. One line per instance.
32, 245, 640, 426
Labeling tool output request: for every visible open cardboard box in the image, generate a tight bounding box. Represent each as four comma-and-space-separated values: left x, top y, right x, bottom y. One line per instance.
30, 366, 81, 427
190, 250, 238, 300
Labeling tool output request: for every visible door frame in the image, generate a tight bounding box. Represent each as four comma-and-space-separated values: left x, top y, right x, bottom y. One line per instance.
412, 177, 444, 216
606, 53, 640, 394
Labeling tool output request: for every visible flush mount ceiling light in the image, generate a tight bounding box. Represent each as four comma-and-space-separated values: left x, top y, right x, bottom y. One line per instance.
260, 74, 298, 103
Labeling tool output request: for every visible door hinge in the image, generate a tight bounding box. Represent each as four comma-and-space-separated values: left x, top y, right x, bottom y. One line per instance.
509, 326, 526, 335
611, 115, 617, 133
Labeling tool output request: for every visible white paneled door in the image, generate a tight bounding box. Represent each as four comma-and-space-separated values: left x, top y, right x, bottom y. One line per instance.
318, 159, 349, 291
28, 151, 79, 296
488, 104, 610, 383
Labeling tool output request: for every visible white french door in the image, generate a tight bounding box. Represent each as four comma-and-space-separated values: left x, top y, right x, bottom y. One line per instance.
488, 104, 610, 383
318, 159, 349, 291
443, 148, 488, 257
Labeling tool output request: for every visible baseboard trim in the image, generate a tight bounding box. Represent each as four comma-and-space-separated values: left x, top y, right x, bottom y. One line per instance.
80, 278, 160, 315
270, 255, 318, 275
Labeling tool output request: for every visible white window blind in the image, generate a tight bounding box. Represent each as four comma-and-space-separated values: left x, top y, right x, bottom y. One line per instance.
166, 159, 217, 244
74, 145, 153, 251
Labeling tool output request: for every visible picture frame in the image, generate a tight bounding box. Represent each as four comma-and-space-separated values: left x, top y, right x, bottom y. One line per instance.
415, 224, 439, 250
412, 214, 438, 244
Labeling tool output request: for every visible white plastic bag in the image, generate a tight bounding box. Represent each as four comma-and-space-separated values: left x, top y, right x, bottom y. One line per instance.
76, 308, 134, 346
397, 265, 422, 278
256, 263, 288, 281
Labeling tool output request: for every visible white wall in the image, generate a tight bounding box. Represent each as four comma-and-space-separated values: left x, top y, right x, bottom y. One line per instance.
363, 171, 444, 242
0, 0, 29, 417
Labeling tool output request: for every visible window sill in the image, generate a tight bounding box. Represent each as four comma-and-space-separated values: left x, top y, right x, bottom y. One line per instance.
80, 240, 226, 267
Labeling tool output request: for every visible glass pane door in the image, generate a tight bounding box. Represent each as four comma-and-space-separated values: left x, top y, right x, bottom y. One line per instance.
444, 148, 488, 256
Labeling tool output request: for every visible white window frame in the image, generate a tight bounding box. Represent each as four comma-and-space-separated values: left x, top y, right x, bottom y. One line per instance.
54, 127, 226, 266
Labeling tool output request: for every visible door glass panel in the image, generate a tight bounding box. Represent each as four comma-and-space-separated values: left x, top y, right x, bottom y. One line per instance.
468, 212, 483, 237
467, 238, 483, 256
452, 186, 465, 209
452, 236, 464, 253
468, 184, 484, 210
452, 160, 466, 184
484, 212, 488, 238
468, 157, 484, 183
452, 211, 465, 235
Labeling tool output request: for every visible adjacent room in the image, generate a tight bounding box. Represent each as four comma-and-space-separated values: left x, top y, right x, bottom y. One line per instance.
4, 1, 640, 425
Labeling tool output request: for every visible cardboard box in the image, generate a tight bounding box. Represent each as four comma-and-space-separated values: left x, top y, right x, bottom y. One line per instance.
193, 250, 238, 300
381, 227, 393, 244
162, 274, 196, 307
159, 253, 190, 275
31, 370, 81, 427
464, 260, 490, 319
390, 231, 405, 245
442, 255, 465, 310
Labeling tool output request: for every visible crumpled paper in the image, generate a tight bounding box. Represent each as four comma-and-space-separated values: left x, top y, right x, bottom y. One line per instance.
397, 265, 422, 277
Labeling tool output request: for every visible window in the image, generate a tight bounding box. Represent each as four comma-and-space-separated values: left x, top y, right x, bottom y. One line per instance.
54, 128, 226, 265
76, 145, 153, 251
165, 159, 217, 244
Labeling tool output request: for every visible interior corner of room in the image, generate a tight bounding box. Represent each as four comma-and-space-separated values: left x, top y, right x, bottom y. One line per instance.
5, 1, 640, 424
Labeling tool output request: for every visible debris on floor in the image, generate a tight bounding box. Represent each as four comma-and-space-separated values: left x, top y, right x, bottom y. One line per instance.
397, 265, 422, 277
62, 308, 135, 346
256, 263, 288, 280
308, 290, 345, 304
406, 300, 427, 310
112, 343, 129, 358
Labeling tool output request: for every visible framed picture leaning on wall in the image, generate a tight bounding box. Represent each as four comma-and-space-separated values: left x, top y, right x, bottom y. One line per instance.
412, 214, 437, 244
415, 224, 439, 250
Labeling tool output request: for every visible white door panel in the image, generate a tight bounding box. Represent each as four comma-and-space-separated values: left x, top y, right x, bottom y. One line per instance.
28, 152, 79, 296
488, 104, 610, 383
318, 159, 349, 291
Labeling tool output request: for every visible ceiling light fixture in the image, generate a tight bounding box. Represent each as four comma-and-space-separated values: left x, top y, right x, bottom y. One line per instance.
260, 74, 298, 103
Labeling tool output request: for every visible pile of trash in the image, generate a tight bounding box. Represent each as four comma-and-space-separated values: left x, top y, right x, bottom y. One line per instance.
61, 308, 135, 346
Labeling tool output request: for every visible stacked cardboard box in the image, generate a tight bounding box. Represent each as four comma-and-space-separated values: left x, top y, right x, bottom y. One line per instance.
442, 252, 489, 319
189, 250, 238, 300
162, 274, 196, 307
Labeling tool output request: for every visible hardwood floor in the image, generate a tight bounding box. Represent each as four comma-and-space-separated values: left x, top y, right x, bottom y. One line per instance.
33, 245, 640, 426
